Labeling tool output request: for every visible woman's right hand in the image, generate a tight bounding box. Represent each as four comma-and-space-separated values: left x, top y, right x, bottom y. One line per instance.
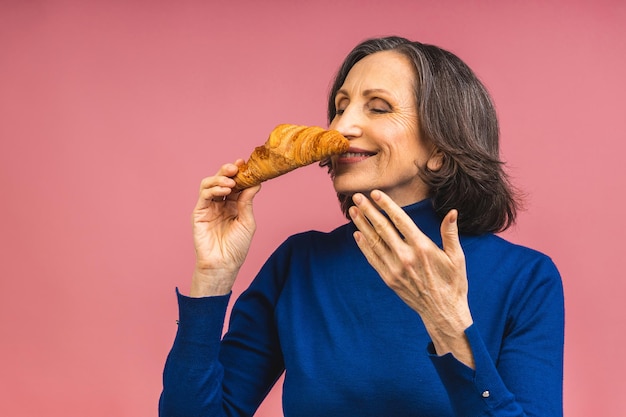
189, 160, 261, 297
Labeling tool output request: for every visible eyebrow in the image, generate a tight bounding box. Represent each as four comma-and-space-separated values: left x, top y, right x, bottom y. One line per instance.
335, 88, 391, 98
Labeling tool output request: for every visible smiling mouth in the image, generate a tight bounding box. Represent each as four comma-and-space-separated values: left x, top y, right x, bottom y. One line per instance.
336, 150, 376, 164
340, 151, 376, 158
337, 147, 376, 164
338, 147, 377, 158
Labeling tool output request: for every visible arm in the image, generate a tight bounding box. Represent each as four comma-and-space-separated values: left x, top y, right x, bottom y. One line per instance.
159, 162, 271, 416
349, 190, 475, 367
349, 190, 564, 416
159, 291, 231, 416
159, 278, 286, 417
189, 161, 261, 297
430, 257, 564, 416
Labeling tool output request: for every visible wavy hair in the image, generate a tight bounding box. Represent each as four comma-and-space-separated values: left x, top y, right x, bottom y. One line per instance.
321, 36, 521, 234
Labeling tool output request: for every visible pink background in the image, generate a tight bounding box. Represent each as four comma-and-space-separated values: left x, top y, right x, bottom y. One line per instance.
1, 0, 624, 416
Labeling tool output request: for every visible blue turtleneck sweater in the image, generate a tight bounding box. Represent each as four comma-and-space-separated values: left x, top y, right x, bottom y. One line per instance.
160, 199, 564, 417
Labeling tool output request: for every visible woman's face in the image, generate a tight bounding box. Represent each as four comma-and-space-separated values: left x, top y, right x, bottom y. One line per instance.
329, 50, 438, 207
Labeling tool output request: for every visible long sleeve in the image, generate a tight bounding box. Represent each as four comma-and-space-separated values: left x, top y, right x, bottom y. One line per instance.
429, 253, 565, 417
159, 290, 231, 416
159, 244, 289, 417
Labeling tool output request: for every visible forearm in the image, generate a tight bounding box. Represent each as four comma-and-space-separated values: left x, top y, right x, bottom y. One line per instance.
430, 325, 526, 417
422, 303, 475, 369
426, 324, 475, 370
159, 290, 231, 417
190, 266, 239, 297
429, 324, 562, 417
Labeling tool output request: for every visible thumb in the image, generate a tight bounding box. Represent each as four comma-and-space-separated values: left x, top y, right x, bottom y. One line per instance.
236, 184, 261, 220
441, 209, 464, 263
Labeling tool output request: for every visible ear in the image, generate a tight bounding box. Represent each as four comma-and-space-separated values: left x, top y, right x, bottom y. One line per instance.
426, 149, 444, 171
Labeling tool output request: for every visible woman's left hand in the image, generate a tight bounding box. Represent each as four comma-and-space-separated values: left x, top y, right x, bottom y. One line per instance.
349, 190, 475, 368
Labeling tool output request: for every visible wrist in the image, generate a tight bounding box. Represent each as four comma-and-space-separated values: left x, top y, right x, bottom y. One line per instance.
189, 266, 238, 297
423, 311, 475, 368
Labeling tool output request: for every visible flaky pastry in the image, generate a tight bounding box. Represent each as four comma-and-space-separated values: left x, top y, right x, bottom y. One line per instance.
233, 124, 349, 191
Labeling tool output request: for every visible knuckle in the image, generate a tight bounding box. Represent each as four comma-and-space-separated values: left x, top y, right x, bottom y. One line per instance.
396, 248, 416, 268
200, 177, 214, 189
387, 278, 403, 292
369, 241, 383, 255
388, 212, 404, 227
200, 189, 216, 201
414, 239, 431, 251
386, 262, 404, 280
368, 234, 385, 251
369, 217, 385, 231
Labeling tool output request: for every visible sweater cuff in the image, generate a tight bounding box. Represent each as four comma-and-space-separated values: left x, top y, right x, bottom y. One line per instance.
428, 324, 516, 416
170, 288, 231, 367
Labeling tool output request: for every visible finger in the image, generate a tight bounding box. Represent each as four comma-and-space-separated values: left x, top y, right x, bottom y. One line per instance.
200, 160, 245, 190
197, 161, 246, 201
441, 209, 465, 264
353, 191, 414, 248
222, 183, 259, 228
197, 187, 230, 209
219, 161, 243, 177
236, 184, 261, 209
352, 228, 386, 270
349, 204, 376, 244
349, 194, 402, 252
199, 178, 233, 197
349, 205, 386, 268
196, 178, 236, 211
368, 190, 430, 247
200, 170, 237, 191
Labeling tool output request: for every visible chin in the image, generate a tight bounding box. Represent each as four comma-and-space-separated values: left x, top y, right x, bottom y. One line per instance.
332, 177, 370, 197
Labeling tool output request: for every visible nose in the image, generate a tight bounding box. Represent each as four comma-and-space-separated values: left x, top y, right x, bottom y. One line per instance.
330, 104, 362, 140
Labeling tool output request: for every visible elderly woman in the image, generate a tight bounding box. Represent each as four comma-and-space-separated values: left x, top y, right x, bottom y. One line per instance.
160, 36, 564, 417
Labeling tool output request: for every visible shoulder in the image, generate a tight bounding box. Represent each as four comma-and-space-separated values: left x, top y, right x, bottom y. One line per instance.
251, 222, 353, 292
463, 234, 564, 327
463, 233, 562, 292
466, 233, 557, 268
278, 221, 354, 253
476, 234, 563, 299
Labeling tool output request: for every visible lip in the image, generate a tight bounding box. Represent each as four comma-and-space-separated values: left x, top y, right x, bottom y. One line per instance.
336, 147, 377, 164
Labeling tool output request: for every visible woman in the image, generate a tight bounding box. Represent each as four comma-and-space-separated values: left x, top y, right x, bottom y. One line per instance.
160, 36, 564, 417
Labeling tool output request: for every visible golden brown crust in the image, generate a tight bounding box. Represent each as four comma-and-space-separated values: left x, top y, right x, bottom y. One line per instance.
233, 124, 349, 190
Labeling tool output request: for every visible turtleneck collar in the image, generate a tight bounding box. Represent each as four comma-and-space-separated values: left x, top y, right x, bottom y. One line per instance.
400, 198, 444, 248
346, 198, 445, 248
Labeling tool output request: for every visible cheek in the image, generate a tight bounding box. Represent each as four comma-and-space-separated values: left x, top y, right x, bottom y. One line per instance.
378, 144, 420, 177
380, 127, 420, 158
384, 114, 420, 145
381, 137, 427, 176
387, 118, 427, 166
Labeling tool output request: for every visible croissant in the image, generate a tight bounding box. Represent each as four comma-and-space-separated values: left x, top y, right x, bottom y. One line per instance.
233, 124, 349, 191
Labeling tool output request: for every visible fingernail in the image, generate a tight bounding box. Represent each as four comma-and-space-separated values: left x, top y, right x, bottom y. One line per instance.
371, 190, 381, 201
353, 193, 363, 205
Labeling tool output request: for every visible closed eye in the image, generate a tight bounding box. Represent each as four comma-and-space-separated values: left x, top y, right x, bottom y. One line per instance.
370, 107, 389, 114
335, 97, 348, 116
368, 98, 392, 114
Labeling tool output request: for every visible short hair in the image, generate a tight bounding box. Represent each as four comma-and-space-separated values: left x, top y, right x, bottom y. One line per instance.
322, 36, 521, 234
